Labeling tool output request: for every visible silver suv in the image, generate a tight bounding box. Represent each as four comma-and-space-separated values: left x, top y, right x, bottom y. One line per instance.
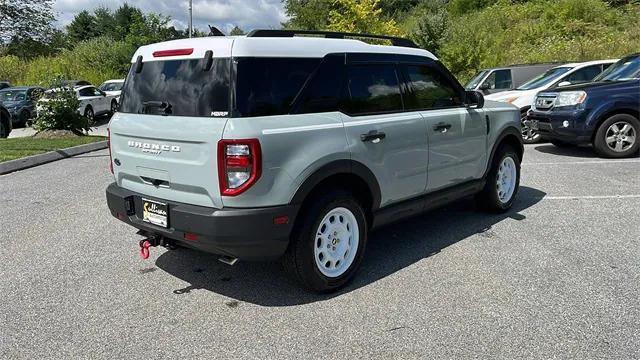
106, 30, 523, 292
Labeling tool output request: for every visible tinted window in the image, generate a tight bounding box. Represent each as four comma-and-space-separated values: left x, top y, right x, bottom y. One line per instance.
483, 69, 512, 89
235, 58, 320, 117
119, 58, 230, 117
404, 65, 462, 110
78, 87, 95, 97
295, 55, 344, 114
593, 55, 640, 81
562, 65, 603, 84
344, 64, 403, 115
100, 82, 124, 92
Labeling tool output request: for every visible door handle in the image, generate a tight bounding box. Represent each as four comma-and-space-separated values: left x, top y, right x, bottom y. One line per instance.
433, 122, 452, 132
360, 130, 386, 143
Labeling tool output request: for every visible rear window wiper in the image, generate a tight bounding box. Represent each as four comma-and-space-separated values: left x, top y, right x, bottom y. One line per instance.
142, 101, 173, 115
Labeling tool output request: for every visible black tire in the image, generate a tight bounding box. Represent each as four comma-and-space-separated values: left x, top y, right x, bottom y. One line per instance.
283, 189, 368, 293
0, 109, 10, 138
476, 145, 521, 213
593, 114, 640, 158
18, 110, 30, 128
110, 100, 118, 114
550, 140, 575, 148
84, 106, 94, 121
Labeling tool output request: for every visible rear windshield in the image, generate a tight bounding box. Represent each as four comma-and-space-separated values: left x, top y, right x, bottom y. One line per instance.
119, 58, 230, 117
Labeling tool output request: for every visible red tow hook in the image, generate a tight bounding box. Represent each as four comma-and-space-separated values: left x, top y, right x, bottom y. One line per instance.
139, 239, 152, 260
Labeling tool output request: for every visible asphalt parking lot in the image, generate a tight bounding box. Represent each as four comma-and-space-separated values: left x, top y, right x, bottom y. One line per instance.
1, 144, 639, 359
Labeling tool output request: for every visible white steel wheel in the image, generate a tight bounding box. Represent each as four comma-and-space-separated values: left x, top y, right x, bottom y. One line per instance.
313, 207, 360, 278
496, 156, 517, 204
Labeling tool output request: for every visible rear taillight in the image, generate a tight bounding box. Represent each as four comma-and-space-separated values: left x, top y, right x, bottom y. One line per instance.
107, 128, 113, 174
217, 139, 261, 196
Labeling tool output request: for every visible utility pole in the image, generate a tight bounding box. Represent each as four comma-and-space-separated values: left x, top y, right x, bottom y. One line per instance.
188, 0, 193, 38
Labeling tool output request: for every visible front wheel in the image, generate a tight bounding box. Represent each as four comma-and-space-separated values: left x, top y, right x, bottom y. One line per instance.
283, 190, 367, 293
110, 100, 118, 114
477, 145, 521, 212
521, 112, 542, 144
593, 114, 639, 158
84, 106, 94, 123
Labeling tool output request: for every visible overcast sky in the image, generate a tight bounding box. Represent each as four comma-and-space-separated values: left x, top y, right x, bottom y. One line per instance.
53, 0, 288, 34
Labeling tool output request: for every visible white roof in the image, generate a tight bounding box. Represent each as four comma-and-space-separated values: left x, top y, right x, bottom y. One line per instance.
103, 79, 125, 83
131, 36, 437, 62
553, 59, 618, 69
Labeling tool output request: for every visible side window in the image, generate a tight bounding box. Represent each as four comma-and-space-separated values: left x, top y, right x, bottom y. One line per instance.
78, 88, 93, 97
93, 88, 103, 96
235, 58, 321, 117
295, 55, 344, 114
563, 65, 603, 84
482, 69, 512, 89
344, 64, 403, 115
404, 65, 463, 110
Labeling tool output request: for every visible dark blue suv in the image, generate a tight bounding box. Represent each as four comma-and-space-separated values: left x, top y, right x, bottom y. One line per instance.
528, 54, 640, 158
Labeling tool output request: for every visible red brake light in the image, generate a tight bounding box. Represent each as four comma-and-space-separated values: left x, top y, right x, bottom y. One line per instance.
152, 48, 194, 57
217, 139, 262, 196
107, 128, 113, 174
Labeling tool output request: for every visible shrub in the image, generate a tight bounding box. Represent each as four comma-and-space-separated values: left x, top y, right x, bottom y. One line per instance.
32, 77, 90, 134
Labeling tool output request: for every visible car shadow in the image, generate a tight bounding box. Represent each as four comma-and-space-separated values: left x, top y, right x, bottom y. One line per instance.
534, 144, 598, 158
154, 186, 546, 306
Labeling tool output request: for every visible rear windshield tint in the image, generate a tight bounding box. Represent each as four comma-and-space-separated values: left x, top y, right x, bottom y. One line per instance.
119, 58, 230, 117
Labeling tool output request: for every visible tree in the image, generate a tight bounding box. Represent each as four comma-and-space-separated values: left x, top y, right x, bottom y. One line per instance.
411, 0, 449, 53
67, 11, 99, 42
113, 3, 144, 41
229, 26, 246, 36
282, 0, 332, 30
327, 0, 403, 36
94, 7, 116, 38
0, 0, 55, 45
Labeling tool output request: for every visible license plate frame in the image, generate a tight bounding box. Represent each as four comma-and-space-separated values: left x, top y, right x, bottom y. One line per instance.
142, 198, 169, 228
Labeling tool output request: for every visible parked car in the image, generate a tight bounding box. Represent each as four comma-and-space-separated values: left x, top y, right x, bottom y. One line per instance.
39, 85, 118, 120
106, 30, 523, 292
485, 60, 617, 144
0, 81, 12, 90
0, 104, 11, 138
465, 63, 563, 95
60, 80, 91, 88
528, 53, 640, 158
99, 79, 125, 105
0, 86, 45, 127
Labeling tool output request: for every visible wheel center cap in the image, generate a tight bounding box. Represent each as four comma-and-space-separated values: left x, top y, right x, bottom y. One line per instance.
331, 238, 338, 246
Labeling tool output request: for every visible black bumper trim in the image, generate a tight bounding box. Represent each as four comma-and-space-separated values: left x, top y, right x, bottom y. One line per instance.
106, 183, 298, 261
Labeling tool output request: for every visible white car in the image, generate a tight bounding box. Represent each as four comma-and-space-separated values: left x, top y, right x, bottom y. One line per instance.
99, 79, 125, 104
40, 85, 119, 120
485, 59, 617, 143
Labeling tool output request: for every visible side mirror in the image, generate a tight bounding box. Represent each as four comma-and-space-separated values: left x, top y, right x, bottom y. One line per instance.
557, 81, 571, 87
479, 83, 490, 91
465, 90, 484, 109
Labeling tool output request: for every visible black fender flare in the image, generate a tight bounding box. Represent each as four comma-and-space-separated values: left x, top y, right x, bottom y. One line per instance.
290, 159, 382, 211
483, 126, 523, 178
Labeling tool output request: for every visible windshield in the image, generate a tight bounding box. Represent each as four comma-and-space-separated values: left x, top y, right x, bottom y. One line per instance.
100, 82, 124, 92
593, 55, 640, 81
0, 89, 27, 102
119, 58, 230, 117
464, 70, 489, 89
517, 67, 572, 90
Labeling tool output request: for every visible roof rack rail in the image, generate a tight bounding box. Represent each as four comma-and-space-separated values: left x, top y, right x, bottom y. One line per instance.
246, 29, 419, 49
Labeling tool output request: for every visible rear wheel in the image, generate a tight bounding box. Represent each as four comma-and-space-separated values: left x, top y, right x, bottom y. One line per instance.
593, 114, 639, 158
283, 189, 367, 293
110, 100, 118, 114
0, 110, 10, 138
477, 145, 521, 212
84, 106, 94, 122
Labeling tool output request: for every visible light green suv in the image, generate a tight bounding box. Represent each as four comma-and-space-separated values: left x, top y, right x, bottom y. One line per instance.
106, 30, 523, 292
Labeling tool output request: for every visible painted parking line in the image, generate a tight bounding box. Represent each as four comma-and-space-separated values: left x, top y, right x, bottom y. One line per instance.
528, 194, 640, 200
523, 159, 640, 165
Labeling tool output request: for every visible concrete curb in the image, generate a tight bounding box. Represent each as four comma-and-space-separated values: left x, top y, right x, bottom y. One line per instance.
0, 140, 108, 175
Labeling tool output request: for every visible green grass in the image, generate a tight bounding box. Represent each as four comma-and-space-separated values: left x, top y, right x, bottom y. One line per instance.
0, 136, 107, 163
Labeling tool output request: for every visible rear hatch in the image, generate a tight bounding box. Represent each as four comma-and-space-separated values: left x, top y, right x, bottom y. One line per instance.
109, 55, 231, 209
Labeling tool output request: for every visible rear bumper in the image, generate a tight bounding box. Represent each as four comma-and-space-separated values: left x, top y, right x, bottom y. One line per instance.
105, 183, 298, 261
527, 109, 592, 144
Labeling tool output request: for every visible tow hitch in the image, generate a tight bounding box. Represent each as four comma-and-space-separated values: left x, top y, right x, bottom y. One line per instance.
138, 234, 162, 260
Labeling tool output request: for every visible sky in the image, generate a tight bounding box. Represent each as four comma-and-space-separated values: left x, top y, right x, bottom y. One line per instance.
53, 0, 289, 34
